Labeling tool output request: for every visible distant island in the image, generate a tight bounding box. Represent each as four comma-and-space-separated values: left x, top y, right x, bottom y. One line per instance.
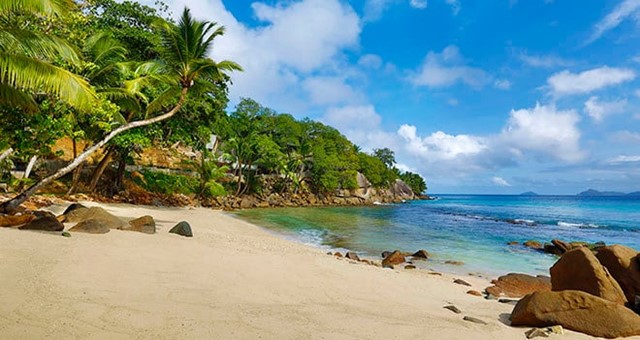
520, 191, 539, 196
577, 189, 640, 197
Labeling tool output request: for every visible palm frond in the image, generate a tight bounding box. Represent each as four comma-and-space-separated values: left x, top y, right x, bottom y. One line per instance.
0, 52, 96, 110
0, 0, 75, 16
146, 86, 181, 116
0, 28, 80, 63
0, 82, 37, 111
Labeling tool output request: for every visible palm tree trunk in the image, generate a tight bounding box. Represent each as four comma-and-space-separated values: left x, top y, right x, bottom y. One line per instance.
67, 139, 81, 194
0, 148, 13, 163
23, 156, 38, 179
87, 147, 115, 192
0, 87, 189, 213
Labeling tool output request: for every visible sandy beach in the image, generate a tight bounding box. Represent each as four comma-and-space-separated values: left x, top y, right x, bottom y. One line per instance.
0, 202, 598, 339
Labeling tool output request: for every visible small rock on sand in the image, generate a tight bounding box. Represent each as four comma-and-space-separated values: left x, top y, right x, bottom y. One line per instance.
444, 305, 461, 314
404, 265, 416, 270
169, 221, 193, 237
454, 279, 472, 287
463, 316, 487, 325
467, 290, 482, 296
345, 252, 360, 261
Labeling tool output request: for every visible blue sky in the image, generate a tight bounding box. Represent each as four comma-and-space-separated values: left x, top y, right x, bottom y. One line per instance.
139, 0, 640, 194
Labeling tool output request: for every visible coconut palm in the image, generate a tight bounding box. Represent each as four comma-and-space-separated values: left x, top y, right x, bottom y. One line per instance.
0, 0, 96, 111
0, 7, 241, 212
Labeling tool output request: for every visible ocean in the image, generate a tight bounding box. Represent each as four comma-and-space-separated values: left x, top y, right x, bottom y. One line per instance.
234, 195, 640, 277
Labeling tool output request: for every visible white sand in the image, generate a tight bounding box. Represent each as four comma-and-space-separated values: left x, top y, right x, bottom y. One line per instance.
0, 202, 599, 339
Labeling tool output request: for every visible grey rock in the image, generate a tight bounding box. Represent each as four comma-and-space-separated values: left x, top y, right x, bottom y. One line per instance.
454, 279, 472, 287
69, 219, 111, 234
169, 221, 193, 237
19, 215, 64, 232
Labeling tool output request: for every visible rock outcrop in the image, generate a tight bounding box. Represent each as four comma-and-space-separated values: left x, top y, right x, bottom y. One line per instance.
485, 273, 551, 298
62, 206, 125, 229
0, 214, 35, 228
550, 247, 627, 305
511, 290, 640, 338
595, 245, 640, 305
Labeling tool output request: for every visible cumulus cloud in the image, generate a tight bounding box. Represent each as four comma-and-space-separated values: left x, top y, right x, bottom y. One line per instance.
398, 126, 488, 160
492, 176, 512, 187
409, 45, 489, 89
500, 103, 584, 162
324, 105, 382, 130
587, 0, 640, 44
547, 66, 636, 97
363, 0, 392, 22
584, 96, 627, 122
410, 0, 428, 9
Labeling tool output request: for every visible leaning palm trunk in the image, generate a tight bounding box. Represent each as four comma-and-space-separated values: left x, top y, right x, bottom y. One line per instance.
0, 88, 188, 213
87, 147, 115, 192
0, 148, 13, 163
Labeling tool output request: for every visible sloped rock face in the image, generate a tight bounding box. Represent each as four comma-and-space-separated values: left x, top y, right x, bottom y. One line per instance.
550, 247, 627, 305
389, 179, 415, 200
63, 207, 126, 229
0, 214, 35, 228
485, 273, 551, 298
596, 245, 640, 305
511, 290, 640, 339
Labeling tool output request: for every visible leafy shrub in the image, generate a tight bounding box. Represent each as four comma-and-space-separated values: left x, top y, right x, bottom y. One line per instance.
135, 170, 198, 195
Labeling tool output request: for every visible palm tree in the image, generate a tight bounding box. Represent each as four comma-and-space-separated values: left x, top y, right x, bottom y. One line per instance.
0, 7, 241, 212
0, 0, 96, 111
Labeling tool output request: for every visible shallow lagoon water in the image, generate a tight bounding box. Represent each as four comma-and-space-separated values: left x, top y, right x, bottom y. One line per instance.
235, 195, 640, 277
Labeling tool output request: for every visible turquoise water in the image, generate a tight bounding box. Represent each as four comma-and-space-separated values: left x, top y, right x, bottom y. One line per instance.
234, 195, 640, 277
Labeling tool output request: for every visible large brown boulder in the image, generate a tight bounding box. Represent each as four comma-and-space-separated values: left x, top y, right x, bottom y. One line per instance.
382, 250, 406, 268
511, 290, 640, 338
19, 215, 64, 232
69, 219, 110, 234
63, 207, 125, 229
550, 247, 627, 305
485, 273, 551, 298
121, 215, 156, 234
596, 245, 640, 304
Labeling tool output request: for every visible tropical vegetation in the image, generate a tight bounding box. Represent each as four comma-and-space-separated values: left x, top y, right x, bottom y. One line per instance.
0, 0, 427, 211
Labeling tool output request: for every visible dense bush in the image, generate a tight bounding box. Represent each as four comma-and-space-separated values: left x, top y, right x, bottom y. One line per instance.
135, 171, 198, 195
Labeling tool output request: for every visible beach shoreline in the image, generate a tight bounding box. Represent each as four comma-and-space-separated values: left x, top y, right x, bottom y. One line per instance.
0, 201, 596, 339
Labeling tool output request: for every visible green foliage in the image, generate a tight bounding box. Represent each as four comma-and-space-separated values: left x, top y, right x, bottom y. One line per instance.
135, 170, 198, 195
358, 152, 397, 188
373, 148, 396, 168
399, 171, 427, 195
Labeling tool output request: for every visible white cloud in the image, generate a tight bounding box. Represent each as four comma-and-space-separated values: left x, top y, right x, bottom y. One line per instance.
500, 103, 584, 162
409, 45, 489, 89
547, 66, 636, 97
302, 77, 364, 106
587, 0, 640, 44
609, 155, 640, 163
492, 176, 512, 187
410, 0, 428, 9
494, 79, 512, 90
398, 125, 487, 160
584, 96, 627, 122
519, 53, 572, 68
151, 0, 362, 112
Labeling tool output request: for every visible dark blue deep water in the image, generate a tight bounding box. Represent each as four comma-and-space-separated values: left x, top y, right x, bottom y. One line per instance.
234, 195, 640, 276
